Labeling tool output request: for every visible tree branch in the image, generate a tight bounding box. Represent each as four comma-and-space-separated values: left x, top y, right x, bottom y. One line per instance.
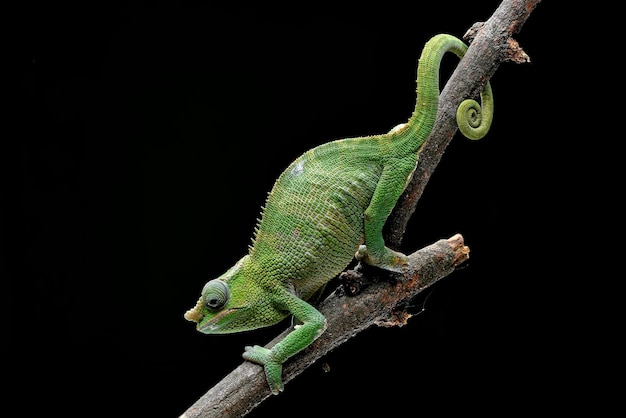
180, 1, 541, 416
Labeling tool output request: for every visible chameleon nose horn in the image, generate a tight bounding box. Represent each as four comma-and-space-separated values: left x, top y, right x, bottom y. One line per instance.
184, 296, 204, 323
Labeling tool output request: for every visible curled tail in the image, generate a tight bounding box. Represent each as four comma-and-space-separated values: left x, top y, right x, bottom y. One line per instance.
400, 33, 494, 151
456, 75, 493, 140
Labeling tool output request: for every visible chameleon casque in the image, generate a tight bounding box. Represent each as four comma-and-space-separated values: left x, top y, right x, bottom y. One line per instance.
184, 33, 493, 394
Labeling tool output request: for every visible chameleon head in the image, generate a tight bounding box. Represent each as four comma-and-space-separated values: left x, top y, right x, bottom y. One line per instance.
183, 278, 235, 332
183, 255, 285, 333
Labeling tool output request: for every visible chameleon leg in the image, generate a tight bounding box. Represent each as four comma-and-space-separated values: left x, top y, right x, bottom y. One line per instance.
355, 158, 415, 272
242, 289, 327, 394
291, 283, 327, 328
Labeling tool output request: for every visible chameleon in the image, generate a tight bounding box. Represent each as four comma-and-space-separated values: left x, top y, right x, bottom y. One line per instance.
183, 33, 493, 395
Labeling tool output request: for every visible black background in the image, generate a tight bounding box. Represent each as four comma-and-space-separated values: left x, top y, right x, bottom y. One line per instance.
6, 2, 578, 416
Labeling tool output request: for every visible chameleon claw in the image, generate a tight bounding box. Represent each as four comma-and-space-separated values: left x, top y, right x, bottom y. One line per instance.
355, 244, 367, 261
355, 244, 408, 273
265, 362, 284, 395
242, 345, 269, 364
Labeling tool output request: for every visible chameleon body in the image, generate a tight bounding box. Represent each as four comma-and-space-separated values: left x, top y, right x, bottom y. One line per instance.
184, 33, 493, 394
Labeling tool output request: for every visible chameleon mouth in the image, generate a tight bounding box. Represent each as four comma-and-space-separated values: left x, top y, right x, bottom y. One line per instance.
184, 296, 247, 332
197, 308, 236, 332
197, 306, 247, 333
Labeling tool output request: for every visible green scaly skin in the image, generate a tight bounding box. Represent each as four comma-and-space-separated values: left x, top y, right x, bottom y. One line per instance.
184, 33, 494, 395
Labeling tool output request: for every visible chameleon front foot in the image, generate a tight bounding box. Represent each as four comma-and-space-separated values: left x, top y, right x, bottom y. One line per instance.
242, 345, 284, 395
355, 244, 409, 273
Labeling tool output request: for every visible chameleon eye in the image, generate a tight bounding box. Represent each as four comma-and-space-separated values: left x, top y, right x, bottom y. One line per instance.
202, 279, 230, 311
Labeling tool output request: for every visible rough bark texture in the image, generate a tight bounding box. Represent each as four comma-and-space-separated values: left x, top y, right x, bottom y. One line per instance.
180, 0, 541, 416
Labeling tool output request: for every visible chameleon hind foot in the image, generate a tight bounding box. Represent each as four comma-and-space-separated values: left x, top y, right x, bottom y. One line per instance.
355, 244, 409, 273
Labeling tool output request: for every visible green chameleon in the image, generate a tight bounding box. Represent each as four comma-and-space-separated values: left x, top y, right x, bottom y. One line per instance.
184, 33, 493, 394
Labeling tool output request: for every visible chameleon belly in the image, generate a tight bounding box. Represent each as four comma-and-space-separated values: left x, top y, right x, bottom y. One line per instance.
249, 137, 383, 300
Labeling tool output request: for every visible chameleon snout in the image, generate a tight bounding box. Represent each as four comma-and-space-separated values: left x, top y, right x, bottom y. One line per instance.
183, 296, 204, 323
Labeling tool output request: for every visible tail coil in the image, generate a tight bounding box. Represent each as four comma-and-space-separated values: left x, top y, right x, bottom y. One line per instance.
456, 80, 493, 140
